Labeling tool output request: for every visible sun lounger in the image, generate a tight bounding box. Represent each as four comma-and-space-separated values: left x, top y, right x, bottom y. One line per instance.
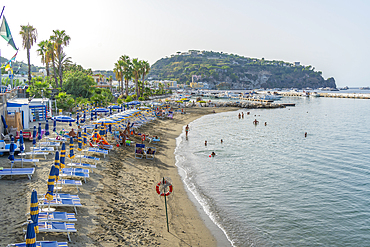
83, 148, 108, 158
56, 179, 82, 192
66, 163, 96, 173
18, 152, 48, 159
135, 144, 145, 159
38, 221, 77, 242
61, 168, 89, 183
38, 211, 77, 222
13, 158, 39, 167
74, 155, 100, 165
0, 168, 35, 180
39, 142, 61, 147
145, 147, 156, 160
39, 198, 82, 214
40, 193, 79, 200
31, 147, 55, 152
7, 241, 68, 247
48, 137, 67, 142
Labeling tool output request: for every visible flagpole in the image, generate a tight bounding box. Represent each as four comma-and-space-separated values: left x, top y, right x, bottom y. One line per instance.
0, 6, 5, 117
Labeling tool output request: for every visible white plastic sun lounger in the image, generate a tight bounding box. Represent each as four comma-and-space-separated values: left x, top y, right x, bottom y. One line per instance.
30, 147, 55, 152
66, 163, 96, 173
74, 155, 100, 165
7, 241, 68, 247
13, 158, 39, 167
38, 211, 77, 222
39, 198, 82, 214
18, 152, 48, 159
37, 221, 77, 242
83, 148, 108, 158
39, 142, 61, 147
61, 168, 89, 183
56, 179, 82, 192
0, 168, 35, 180
40, 193, 80, 200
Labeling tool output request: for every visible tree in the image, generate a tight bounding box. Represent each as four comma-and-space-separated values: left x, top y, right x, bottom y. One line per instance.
26, 78, 51, 98
20, 24, 37, 84
51, 30, 71, 88
120, 55, 132, 96
131, 58, 141, 99
36, 40, 48, 76
140, 60, 150, 97
62, 70, 95, 98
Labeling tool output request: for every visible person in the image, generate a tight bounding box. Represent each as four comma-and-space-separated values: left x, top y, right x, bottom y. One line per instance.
305, 132, 307, 138
211, 151, 216, 157
253, 119, 259, 125
238, 113, 241, 119
213, 110, 215, 113
221, 139, 223, 144
147, 148, 153, 154
185, 125, 189, 137
242, 112, 244, 119
265, 122, 267, 126
205, 140, 207, 146
68, 128, 77, 138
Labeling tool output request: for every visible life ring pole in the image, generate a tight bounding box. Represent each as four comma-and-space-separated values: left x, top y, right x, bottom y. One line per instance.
163, 177, 170, 232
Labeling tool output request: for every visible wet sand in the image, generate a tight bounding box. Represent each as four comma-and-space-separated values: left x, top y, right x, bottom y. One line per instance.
0, 106, 238, 246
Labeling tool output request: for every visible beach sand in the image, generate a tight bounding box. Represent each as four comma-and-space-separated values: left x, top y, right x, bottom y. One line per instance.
0, 106, 238, 246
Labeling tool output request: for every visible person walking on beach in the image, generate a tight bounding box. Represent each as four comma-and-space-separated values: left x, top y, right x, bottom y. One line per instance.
185, 125, 189, 137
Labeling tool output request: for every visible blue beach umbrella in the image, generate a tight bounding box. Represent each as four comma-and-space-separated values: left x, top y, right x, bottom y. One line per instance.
1, 115, 8, 134
45, 120, 50, 137
30, 190, 39, 234
19, 131, 24, 167
38, 123, 42, 148
76, 112, 80, 125
90, 111, 94, 121
99, 122, 105, 137
53, 119, 56, 133
69, 113, 72, 126
60, 142, 66, 169
108, 124, 112, 133
68, 137, 74, 160
83, 128, 87, 147
8, 136, 15, 170
54, 151, 60, 184
78, 130, 82, 163
83, 110, 86, 123
52, 115, 76, 123
45, 164, 57, 201
25, 221, 36, 247
109, 107, 112, 115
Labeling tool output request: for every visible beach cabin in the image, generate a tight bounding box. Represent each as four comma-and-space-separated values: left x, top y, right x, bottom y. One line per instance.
7, 98, 31, 129
29, 98, 52, 122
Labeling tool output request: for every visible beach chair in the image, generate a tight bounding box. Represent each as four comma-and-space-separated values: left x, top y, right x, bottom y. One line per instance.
38, 211, 77, 222
145, 147, 156, 160
37, 221, 77, 242
7, 241, 68, 247
13, 158, 39, 167
39, 142, 61, 147
135, 144, 145, 159
40, 193, 80, 200
74, 155, 100, 165
83, 148, 108, 158
0, 168, 35, 180
150, 137, 160, 145
56, 179, 83, 192
18, 152, 48, 159
61, 168, 89, 183
39, 198, 82, 214
30, 147, 55, 152
66, 162, 96, 173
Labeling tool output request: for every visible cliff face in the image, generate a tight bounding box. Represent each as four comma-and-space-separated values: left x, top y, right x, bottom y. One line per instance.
149, 51, 336, 89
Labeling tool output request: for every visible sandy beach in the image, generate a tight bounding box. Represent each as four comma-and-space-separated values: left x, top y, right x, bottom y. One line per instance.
0, 106, 238, 247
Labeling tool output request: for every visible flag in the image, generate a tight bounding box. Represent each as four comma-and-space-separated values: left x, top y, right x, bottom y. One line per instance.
5, 63, 11, 71
0, 16, 17, 50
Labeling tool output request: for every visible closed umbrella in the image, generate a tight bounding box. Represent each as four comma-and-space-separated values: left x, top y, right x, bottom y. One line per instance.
76, 112, 79, 126
68, 136, 74, 161
99, 122, 105, 137
93, 125, 98, 143
25, 221, 36, 247
83, 128, 87, 147
45, 120, 49, 137
53, 119, 56, 136
19, 131, 24, 167
1, 115, 8, 135
30, 190, 39, 233
38, 123, 42, 149
32, 126, 36, 160
45, 162, 57, 215
60, 142, 66, 169
78, 130, 82, 163
54, 151, 60, 184
8, 136, 15, 171
69, 113, 72, 126
90, 111, 94, 122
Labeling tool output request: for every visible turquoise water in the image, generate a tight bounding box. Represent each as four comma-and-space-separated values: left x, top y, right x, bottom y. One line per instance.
175, 97, 370, 247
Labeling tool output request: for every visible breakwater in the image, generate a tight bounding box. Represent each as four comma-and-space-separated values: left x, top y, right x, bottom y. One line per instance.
169, 100, 291, 109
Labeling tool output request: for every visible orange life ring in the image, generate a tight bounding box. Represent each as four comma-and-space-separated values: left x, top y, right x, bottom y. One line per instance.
156, 180, 173, 196
141, 134, 146, 142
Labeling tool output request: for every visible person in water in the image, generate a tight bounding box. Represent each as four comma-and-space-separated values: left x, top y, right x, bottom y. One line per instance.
265, 122, 267, 126
242, 112, 244, 119
305, 132, 307, 138
185, 125, 189, 137
211, 151, 216, 157
253, 119, 259, 125
221, 139, 223, 144
205, 140, 207, 146
238, 113, 241, 119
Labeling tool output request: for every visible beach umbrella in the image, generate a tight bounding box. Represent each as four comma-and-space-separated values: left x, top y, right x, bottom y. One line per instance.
19, 131, 24, 167
1, 115, 7, 135
69, 113, 72, 126
93, 124, 98, 143
82, 110, 86, 123
68, 136, 74, 160
109, 107, 112, 115
83, 128, 87, 147
53, 119, 56, 134
90, 111, 94, 121
8, 136, 15, 170
32, 126, 36, 160
76, 112, 80, 126
45, 120, 50, 137
54, 151, 60, 184
108, 124, 112, 133
52, 115, 76, 123
38, 123, 42, 149
30, 190, 39, 234
92, 108, 110, 113
25, 221, 36, 247
60, 142, 66, 169
78, 130, 82, 163
99, 122, 105, 137
45, 163, 57, 201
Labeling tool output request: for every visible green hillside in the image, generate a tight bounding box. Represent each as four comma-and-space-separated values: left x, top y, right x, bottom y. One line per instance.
148, 50, 336, 89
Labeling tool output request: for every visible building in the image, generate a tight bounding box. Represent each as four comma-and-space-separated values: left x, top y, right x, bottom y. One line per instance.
294, 62, 301, 66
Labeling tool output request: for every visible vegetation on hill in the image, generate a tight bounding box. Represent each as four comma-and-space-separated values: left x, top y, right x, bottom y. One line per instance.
148, 50, 336, 89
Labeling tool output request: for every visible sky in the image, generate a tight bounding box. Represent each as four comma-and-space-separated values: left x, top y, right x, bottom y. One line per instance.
1, 0, 369, 87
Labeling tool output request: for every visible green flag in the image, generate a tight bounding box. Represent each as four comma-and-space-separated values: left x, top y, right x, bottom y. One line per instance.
0, 16, 17, 50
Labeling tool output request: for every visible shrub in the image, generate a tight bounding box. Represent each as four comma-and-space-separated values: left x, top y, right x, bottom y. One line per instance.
138, 97, 144, 101
125, 96, 133, 102
198, 100, 207, 103
117, 98, 123, 104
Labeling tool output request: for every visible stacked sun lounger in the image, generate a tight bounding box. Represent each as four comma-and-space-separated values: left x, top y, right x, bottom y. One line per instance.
0, 168, 35, 180
66, 163, 96, 173
38, 211, 77, 222
7, 241, 68, 246
13, 158, 39, 167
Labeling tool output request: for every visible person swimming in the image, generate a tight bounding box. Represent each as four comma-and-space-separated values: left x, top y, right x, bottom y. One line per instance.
221, 139, 223, 144
205, 140, 207, 146
211, 151, 216, 157
253, 119, 259, 125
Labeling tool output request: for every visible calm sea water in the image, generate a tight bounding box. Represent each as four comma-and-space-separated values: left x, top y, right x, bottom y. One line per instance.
175, 96, 370, 247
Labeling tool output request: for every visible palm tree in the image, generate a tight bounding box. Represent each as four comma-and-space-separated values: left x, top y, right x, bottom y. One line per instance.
51, 30, 71, 88
131, 58, 142, 99
56, 52, 72, 78
113, 62, 123, 95
36, 40, 47, 75
140, 60, 150, 97
120, 55, 132, 97
20, 24, 37, 84
46, 39, 58, 86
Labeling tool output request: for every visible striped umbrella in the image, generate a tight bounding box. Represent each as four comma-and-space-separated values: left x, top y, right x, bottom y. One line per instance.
32, 126, 37, 146
78, 130, 82, 163
83, 128, 87, 147
60, 142, 66, 169
99, 122, 105, 137
30, 190, 39, 234
109, 107, 112, 115
68, 136, 74, 160
19, 131, 24, 167
38, 123, 42, 149
45, 120, 49, 137
90, 111, 94, 121
108, 124, 112, 133
54, 151, 60, 183
8, 136, 15, 170
76, 112, 79, 125
69, 113, 72, 126
25, 220, 36, 247
82, 110, 86, 123
45, 164, 57, 201
93, 125, 98, 143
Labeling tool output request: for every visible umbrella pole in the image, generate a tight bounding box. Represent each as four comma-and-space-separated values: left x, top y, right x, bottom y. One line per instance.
21, 150, 23, 168
47, 201, 51, 221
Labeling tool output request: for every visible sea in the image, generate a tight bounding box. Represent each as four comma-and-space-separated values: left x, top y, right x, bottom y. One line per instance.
174, 92, 370, 247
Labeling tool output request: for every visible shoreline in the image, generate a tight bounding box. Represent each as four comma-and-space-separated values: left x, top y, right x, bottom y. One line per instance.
0, 106, 239, 246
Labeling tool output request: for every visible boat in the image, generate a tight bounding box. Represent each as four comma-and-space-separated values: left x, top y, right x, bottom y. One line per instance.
309, 92, 320, 97
340, 86, 349, 90
360, 87, 370, 90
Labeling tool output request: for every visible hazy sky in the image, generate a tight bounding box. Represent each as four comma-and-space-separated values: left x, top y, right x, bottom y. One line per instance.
1, 0, 369, 87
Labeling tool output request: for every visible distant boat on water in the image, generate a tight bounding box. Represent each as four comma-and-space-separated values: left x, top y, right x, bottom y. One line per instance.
360, 87, 370, 90
340, 86, 349, 90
